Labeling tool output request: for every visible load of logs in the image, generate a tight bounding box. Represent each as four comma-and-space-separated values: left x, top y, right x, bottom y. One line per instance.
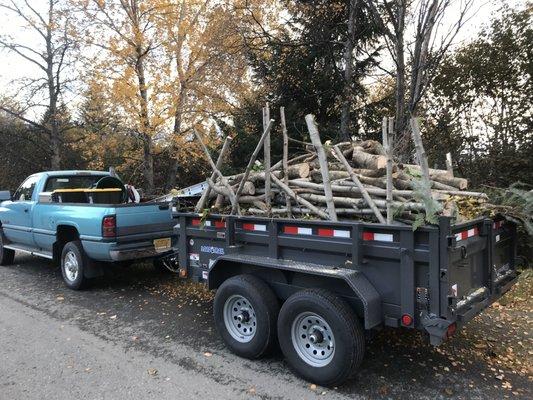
191, 110, 489, 225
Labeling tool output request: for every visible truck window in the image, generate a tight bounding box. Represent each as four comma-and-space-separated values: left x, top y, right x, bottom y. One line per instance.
12, 175, 40, 201
44, 176, 104, 192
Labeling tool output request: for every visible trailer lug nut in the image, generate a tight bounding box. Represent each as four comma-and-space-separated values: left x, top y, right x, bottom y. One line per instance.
237, 311, 250, 323
309, 331, 323, 344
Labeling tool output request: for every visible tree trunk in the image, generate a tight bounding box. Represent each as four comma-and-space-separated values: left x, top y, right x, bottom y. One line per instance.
46, 3, 60, 170
340, 0, 359, 141
166, 84, 187, 190
135, 46, 154, 194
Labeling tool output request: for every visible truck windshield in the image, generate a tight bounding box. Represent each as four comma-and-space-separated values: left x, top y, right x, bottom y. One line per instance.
44, 176, 105, 192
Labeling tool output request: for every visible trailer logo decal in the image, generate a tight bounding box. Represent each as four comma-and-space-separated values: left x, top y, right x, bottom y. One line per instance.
200, 245, 225, 255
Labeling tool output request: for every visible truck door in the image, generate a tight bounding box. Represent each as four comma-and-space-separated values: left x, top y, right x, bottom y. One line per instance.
1, 175, 39, 247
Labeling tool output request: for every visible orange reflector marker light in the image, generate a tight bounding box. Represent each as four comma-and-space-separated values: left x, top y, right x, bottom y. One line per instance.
401, 314, 413, 326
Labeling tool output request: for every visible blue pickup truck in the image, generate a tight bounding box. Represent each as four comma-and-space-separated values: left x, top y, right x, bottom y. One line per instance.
0, 171, 175, 289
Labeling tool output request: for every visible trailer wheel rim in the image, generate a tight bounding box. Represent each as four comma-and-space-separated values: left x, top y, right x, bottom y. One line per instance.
223, 295, 257, 343
291, 312, 335, 367
64, 251, 79, 282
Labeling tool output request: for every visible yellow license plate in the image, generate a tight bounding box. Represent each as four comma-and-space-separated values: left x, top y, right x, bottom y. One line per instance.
154, 237, 171, 252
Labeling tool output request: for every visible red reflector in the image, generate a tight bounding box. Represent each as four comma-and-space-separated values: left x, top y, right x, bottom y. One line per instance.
102, 216, 116, 238
317, 228, 334, 237
447, 322, 457, 338
284, 226, 298, 234
362, 232, 374, 241
242, 223, 255, 231
191, 219, 201, 226
214, 220, 225, 228
401, 314, 413, 326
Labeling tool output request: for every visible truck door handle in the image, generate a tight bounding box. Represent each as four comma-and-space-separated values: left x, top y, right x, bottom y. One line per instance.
24, 208, 29, 213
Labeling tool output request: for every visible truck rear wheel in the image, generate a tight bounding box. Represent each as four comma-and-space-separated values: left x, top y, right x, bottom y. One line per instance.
214, 274, 279, 359
61, 241, 91, 290
277, 289, 365, 387
0, 232, 15, 266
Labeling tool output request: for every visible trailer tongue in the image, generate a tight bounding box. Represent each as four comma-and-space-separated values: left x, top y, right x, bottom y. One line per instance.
158, 212, 518, 386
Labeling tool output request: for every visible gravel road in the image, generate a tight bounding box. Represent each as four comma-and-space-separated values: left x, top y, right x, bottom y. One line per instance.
0, 255, 530, 399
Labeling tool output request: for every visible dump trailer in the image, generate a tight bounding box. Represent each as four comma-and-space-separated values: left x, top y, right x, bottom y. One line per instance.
160, 212, 518, 386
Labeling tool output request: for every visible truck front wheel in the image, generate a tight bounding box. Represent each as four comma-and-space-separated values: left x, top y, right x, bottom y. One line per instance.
61, 241, 91, 290
0, 232, 15, 266
277, 289, 365, 387
214, 274, 279, 359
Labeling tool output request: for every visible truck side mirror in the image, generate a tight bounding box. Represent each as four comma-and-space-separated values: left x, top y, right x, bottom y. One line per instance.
0, 191, 11, 202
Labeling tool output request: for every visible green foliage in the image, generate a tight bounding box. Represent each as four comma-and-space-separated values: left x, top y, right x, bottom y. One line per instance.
426, 5, 532, 187
411, 178, 443, 230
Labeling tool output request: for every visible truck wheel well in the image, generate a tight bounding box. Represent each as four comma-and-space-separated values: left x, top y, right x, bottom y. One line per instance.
208, 261, 365, 321
53, 225, 80, 264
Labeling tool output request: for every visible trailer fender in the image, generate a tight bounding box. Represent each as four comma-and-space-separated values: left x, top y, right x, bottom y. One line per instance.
208, 255, 382, 329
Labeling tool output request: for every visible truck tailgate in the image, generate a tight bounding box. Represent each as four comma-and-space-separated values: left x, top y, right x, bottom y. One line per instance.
446, 218, 517, 322
114, 203, 174, 242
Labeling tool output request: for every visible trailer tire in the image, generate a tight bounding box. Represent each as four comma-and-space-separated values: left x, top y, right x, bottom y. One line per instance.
277, 289, 365, 387
61, 241, 91, 290
0, 232, 15, 266
214, 274, 279, 359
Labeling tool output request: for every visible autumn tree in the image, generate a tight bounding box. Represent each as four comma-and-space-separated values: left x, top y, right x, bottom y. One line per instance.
79, 0, 165, 193
155, 0, 250, 190
0, 0, 77, 169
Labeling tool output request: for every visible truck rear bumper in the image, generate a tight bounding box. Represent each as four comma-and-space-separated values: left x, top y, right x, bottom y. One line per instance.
109, 245, 175, 261
81, 235, 176, 262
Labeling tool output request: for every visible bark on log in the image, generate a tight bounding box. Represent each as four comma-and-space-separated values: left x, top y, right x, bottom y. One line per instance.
280, 106, 292, 217
305, 114, 337, 221
299, 193, 425, 211
232, 119, 274, 214
333, 145, 386, 223
270, 173, 329, 219
194, 129, 239, 213
352, 149, 387, 169
195, 136, 232, 212
360, 139, 387, 156
263, 104, 271, 213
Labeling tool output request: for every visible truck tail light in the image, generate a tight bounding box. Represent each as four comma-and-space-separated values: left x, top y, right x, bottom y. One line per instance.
102, 215, 116, 238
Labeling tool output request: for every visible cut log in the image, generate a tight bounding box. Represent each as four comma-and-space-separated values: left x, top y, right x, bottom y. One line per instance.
270, 173, 329, 219
263, 104, 271, 213
332, 145, 386, 224
194, 129, 239, 213
195, 136, 233, 212
431, 174, 468, 190
305, 114, 337, 221
360, 139, 387, 156
352, 149, 387, 169
299, 193, 426, 211
280, 106, 292, 217
232, 119, 274, 214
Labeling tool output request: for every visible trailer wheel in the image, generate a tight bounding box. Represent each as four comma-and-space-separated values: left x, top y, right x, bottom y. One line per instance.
61, 241, 90, 290
214, 274, 279, 359
0, 232, 15, 266
277, 289, 365, 386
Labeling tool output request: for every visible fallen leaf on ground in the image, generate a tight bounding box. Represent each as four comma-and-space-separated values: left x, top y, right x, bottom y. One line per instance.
147, 368, 158, 376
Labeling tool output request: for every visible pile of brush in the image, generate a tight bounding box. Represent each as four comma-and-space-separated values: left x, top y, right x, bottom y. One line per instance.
192, 112, 489, 226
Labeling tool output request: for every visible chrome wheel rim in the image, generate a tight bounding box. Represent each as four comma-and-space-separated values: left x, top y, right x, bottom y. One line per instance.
291, 312, 335, 367
223, 295, 257, 343
64, 251, 79, 282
